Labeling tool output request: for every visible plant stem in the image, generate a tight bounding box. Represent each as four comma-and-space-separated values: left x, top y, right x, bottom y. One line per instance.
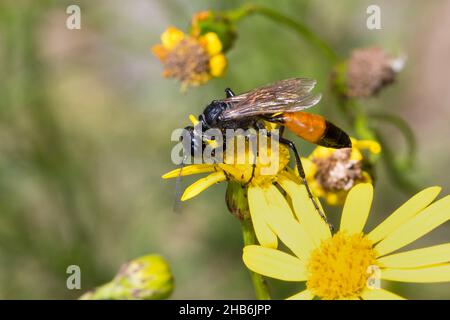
369, 111, 417, 168
375, 129, 420, 194
229, 4, 337, 63
241, 217, 271, 300
226, 182, 271, 299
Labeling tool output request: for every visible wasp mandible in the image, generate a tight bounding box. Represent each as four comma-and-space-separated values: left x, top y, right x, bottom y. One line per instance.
183, 78, 351, 228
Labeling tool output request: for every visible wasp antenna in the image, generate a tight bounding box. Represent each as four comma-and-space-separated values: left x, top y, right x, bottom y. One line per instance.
173, 155, 188, 213
225, 88, 235, 98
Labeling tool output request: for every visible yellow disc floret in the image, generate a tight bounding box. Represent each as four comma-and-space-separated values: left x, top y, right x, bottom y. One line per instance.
307, 231, 377, 300
219, 139, 290, 187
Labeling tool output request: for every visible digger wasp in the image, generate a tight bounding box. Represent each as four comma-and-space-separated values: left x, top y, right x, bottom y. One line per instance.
181, 78, 351, 229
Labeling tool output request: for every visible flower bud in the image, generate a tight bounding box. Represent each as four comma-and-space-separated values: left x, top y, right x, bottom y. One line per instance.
80, 255, 174, 300
190, 11, 237, 53
225, 181, 250, 220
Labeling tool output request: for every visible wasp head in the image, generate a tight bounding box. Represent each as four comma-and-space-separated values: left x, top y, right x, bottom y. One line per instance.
201, 100, 227, 128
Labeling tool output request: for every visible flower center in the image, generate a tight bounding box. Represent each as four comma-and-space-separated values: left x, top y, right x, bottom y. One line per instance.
164, 38, 211, 85
219, 137, 290, 187
313, 148, 362, 192
306, 231, 377, 300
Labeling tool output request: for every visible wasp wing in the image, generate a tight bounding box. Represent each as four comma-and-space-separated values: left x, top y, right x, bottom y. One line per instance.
220, 78, 321, 121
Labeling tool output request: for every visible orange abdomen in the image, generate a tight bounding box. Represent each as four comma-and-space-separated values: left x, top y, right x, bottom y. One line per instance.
281, 112, 327, 143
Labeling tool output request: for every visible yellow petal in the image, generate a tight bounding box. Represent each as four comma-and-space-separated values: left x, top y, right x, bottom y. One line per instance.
278, 177, 331, 246
375, 195, 450, 256
189, 114, 199, 126
360, 288, 405, 300
354, 139, 382, 154
300, 157, 316, 179
209, 54, 227, 77
162, 165, 216, 179
381, 264, 450, 283
161, 26, 184, 50
309, 146, 334, 159
287, 289, 314, 300
378, 243, 450, 268
257, 184, 316, 259
368, 186, 442, 243
202, 32, 223, 56
151, 44, 168, 61
242, 245, 307, 281
248, 186, 278, 248
349, 148, 363, 161
181, 171, 226, 201
340, 183, 373, 234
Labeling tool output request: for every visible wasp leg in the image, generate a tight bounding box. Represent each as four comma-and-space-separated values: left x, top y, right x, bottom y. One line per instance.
244, 163, 256, 187
225, 88, 235, 98
278, 137, 334, 232
243, 130, 257, 186
279, 125, 285, 137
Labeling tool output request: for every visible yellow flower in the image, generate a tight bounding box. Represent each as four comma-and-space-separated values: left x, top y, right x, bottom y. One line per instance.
151, 27, 227, 89
163, 116, 304, 249
302, 138, 381, 205
243, 182, 450, 299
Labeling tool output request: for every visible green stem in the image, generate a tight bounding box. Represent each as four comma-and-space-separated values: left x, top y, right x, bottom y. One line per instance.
226, 182, 271, 299
229, 4, 337, 63
241, 217, 271, 300
374, 130, 420, 194
369, 111, 417, 168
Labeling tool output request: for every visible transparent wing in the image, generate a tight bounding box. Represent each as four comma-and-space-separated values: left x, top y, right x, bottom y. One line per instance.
220, 78, 321, 120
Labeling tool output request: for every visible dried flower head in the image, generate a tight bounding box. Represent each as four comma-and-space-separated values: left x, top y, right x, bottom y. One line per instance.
302, 138, 381, 205
313, 148, 363, 192
152, 27, 227, 89
332, 47, 404, 98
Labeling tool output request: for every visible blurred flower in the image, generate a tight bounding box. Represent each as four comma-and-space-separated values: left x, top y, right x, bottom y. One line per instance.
302, 138, 381, 205
80, 255, 174, 300
163, 116, 300, 248
243, 183, 450, 300
332, 47, 405, 98
152, 27, 227, 89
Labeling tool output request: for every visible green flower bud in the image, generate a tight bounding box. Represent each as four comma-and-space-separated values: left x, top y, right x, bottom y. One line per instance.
190, 11, 237, 53
225, 181, 250, 220
80, 255, 174, 300
330, 61, 348, 97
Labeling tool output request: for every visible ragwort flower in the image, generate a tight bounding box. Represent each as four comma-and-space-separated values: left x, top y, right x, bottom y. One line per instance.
302, 138, 381, 205
152, 27, 227, 89
243, 183, 450, 300
163, 116, 306, 249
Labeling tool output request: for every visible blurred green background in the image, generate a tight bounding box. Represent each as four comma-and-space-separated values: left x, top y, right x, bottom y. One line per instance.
0, 0, 449, 299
